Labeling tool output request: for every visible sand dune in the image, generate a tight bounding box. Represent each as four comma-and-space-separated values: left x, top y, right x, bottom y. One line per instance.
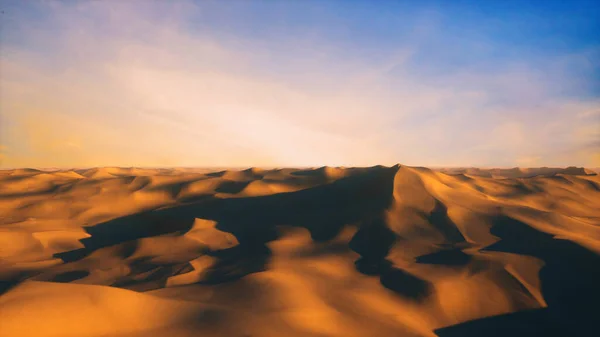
1, 165, 599, 336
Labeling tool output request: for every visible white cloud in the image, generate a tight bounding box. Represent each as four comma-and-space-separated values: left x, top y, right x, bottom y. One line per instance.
1, 0, 598, 168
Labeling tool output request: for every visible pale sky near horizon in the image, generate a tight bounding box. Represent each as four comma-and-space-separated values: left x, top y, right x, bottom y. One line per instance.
1, 0, 599, 168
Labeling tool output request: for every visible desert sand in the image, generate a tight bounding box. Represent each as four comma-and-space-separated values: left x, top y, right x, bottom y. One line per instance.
1, 165, 599, 337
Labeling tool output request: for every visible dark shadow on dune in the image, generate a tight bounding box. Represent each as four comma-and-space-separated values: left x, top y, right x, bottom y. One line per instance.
306, 218, 347, 242
416, 248, 472, 266
113, 260, 194, 292
55, 215, 195, 263
380, 267, 432, 301
205, 170, 226, 177
349, 217, 396, 275
53, 166, 399, 286
435, 308, 563, 337
354, 258, 393, 275
347, 216, 433, 300
546, 175, 575, 184
198, 226, 279, 284
293, 241, 352, 258
201, 245, 272, 284
427, 200, 465, 243
495, 181, 537, 198
50, 270, 90, 283
289, 167, 325, 177
437, 215, 600, 337
582, 179, 600, 191
0, 279, 20, 296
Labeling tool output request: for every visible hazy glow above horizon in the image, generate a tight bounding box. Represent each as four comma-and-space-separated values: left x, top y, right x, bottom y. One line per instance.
1, 0, 599, 168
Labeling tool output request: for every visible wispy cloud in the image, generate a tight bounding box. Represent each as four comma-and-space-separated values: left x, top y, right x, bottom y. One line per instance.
0, 0, 598, 168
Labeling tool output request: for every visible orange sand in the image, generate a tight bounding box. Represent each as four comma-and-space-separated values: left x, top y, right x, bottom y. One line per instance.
1, 165, 599, 336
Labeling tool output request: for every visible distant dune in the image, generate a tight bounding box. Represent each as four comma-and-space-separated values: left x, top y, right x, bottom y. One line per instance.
1, 165, 599, 337
435, 166, 597, 178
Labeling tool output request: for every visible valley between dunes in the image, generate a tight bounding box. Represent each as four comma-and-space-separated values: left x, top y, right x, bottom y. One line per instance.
1, 165, 599, 337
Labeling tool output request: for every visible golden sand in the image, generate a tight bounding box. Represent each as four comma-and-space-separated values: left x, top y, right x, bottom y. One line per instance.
1, 165, 598, 336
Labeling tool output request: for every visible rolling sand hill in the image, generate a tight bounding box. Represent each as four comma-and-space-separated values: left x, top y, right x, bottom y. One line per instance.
1, 165, 599, 337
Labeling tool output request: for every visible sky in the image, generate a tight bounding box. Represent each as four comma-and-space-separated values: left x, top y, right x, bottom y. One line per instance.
0, 0, 599, 168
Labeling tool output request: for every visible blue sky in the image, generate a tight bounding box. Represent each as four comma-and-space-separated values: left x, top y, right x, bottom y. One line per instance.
1, 0, 599, 168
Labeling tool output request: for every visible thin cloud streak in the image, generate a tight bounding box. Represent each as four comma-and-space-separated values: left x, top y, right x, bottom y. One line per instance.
0, 1, 598, 168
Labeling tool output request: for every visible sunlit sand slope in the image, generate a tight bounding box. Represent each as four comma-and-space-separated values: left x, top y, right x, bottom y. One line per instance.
1, 165, 599, 337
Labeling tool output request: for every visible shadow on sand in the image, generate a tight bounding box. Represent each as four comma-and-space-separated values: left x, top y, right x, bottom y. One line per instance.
435, 215, 600, 337
54, 166, 399, 284
46, 168, 600, 336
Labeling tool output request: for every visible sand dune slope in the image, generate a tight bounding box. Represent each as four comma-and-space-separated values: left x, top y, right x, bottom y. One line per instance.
1, 165, 599, 336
